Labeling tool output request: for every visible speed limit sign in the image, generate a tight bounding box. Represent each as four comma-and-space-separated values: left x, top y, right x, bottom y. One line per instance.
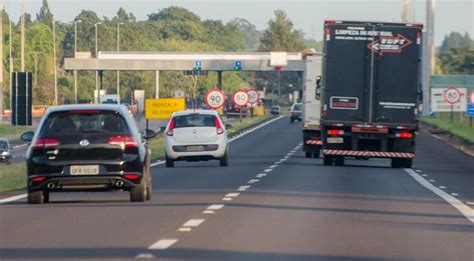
247, 89, 259, 105
204, 89, 226, 109
232, 90, 249, 107
444, 87, 462, 104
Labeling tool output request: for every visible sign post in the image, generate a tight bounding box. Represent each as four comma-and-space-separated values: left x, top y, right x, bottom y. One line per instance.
247, 89, 259, 117
444, 87, 462, 124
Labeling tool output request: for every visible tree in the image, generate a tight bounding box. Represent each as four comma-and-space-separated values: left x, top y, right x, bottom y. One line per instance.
258, 10, 305, 52
113, 7, 136, 23
438, 32, 474, 74
36, 0, 54, 25
439, 32, 472, 54
229, 18, 261, 51
202, 20, 245, 51
148, 6, 200, 23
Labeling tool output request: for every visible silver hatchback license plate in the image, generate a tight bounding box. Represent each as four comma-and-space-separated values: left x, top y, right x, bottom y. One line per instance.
70, 165, 99, 175
327, 137, 344, 144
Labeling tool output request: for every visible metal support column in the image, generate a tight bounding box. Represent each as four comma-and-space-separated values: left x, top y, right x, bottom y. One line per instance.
155, 70, 160, 99
217, 71, 222, 90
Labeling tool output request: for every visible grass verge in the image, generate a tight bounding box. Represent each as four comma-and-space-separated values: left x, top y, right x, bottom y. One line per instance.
0, 163, 27, 193
0, 114, 276, 193
421, 116, 474, 143
0, 124, 34, 141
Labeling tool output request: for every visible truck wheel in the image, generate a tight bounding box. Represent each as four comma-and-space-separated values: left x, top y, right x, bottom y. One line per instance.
165, 156, 174, 168
305, 152, 312, 158
323, 155, 333, 166
391, 159, 402, 168
313, 148, 321, 158
290, 118, 294, 124
335, 156, 345, 166
402, 159, 413, 168
27, 190, 45, 205
130, 178, 146, 202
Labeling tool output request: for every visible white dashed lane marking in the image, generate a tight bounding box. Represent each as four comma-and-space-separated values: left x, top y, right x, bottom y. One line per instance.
238, 185, 251, 191
148, 239, 178, 250
136, 253, 156, 259
257, 173, 267, 178
248, 179, 260, 184
225, 193, 240, 198
451, 193, 460, 196
270, 165, 278, 168
439, 186, 447, 189
182, 219, 205, 227
264, 169, 273, 172
207, 204, 225, 210
429, 180, 436, 183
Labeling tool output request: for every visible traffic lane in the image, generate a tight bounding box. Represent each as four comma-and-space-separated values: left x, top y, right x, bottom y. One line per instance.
0, 116, 300, 259
414, 130, 474, 205
155, 153, 473, 261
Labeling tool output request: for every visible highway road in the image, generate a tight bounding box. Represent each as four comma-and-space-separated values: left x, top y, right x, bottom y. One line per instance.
0, 116, 473, 260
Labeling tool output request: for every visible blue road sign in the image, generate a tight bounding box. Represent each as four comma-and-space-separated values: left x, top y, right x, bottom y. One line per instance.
195, 60, 202, 67
467, 103, 474, 117
235, 61, 242, 67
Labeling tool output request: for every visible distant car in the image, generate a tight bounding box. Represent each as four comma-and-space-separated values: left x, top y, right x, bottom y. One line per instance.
164, 110, 230, 167
225, 101, 249, 117
270, 105, 281, 116
21, 104, 156, 204
0, 138, 12, 164
290, 103, 303, 124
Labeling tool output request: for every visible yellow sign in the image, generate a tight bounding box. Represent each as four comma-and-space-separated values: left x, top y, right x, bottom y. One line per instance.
145, 98, 186, 119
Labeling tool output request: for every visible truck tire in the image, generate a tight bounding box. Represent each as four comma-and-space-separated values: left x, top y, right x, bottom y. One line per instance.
402, 159, 413, 168
323, 155, 333, 166
130, 178, 147, 202
290, 118, 295, 124
334, 156, 345, 166
313, 148, 321, 158
27, 190, 45, 205
165, 156, 174, 168
305, 152, 312, 158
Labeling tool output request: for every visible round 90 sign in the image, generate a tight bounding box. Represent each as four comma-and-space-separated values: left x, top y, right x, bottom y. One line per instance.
204, 89, 226, 109
232, 90, 249, 107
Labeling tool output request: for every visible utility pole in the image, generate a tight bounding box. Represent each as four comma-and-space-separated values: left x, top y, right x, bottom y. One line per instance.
116, 22, 123, 104
422, 0, 436, 115
52, 16, 58, 105
8, 1, 12, 121
94, 22, 102, 103
0, 3, 4, 123
401, 0, 409, 22
20, 0, 24, 72
31, 52, 42, 88
74, 20, 81, 104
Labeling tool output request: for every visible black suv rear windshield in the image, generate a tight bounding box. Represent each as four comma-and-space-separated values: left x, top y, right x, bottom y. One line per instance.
173, 114, 216, 128
40, 110, 129, 136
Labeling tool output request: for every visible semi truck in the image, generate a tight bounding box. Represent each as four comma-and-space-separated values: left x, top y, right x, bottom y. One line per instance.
320, 20, 423, 168
302, 51, 323, 158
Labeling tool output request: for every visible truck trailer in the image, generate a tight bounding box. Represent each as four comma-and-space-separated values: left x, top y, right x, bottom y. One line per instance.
302, 51, 323, 158
320, 20, 423, 168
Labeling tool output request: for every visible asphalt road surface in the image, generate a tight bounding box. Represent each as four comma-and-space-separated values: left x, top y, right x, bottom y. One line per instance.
0, 116, 472, 260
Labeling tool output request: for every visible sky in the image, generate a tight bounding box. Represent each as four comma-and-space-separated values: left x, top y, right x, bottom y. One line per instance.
3, 0, 473, 46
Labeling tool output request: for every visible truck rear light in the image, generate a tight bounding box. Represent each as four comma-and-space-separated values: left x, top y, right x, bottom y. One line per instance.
328, 130, 344, 135
214, 117, 224, 135
166, 118, 175, 136
31, 176, 46, 183
108, 136, 138, 149
396, 132, 413, 138
32, 138, 60, 149
123, 174, 140, 180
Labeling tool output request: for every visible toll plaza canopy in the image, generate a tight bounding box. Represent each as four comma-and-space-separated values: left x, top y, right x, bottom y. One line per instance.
64, 52, 305, 72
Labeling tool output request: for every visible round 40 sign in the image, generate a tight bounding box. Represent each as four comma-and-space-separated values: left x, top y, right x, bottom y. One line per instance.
247, 89, 259, 105
204, 89, 226, 109
232, 90, 249, 107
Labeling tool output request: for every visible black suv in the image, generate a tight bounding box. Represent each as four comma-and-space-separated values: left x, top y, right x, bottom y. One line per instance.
21, 105, 156, 204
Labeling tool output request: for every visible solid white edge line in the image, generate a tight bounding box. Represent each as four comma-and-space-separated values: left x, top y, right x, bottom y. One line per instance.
0, 194, 27, 204
404, 168, 474, 223
148, 239, 178, 250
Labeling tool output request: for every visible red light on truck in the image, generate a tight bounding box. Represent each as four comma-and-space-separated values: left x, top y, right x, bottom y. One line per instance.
328, 130, 344, 135
395, 132, 413, 138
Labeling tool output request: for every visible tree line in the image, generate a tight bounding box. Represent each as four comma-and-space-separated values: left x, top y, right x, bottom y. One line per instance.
1, 1, 471, 107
